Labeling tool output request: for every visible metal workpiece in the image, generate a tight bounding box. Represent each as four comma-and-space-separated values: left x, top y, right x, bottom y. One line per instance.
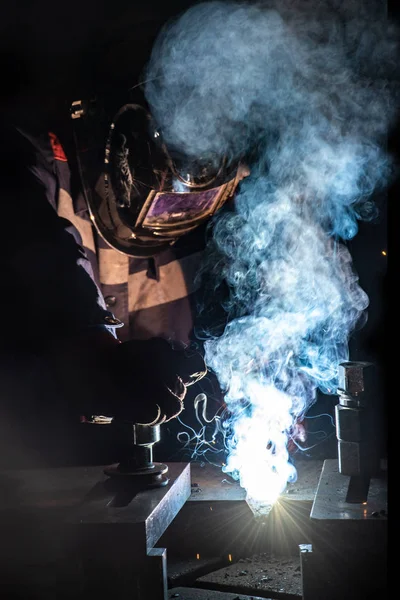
299, 544, 321, 600
299, 540, 362, 600
300, 362, 387, 600
310, 459, 387, 521
0, 462, 191, 599
298, 458, 387, 600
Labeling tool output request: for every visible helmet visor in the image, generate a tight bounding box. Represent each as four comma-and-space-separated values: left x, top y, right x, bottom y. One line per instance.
137, 182, 235, 233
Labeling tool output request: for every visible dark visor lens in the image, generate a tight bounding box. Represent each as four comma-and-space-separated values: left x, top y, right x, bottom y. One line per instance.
142, 188, 223, 227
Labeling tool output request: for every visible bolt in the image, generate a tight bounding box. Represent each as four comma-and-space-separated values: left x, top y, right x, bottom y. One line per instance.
338, 361, 373, 397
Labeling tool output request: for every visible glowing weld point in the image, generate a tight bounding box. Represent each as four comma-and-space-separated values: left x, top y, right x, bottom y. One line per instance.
381, 250, 387, 256
228, 554, 233, 562
196, 553, 200, 560
246, 494, 274, 521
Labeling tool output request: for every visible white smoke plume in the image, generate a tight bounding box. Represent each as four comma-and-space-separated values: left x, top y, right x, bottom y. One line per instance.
144, 0, 398, 510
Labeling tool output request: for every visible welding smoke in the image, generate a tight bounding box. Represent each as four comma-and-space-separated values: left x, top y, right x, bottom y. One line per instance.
144, 0, 398, 510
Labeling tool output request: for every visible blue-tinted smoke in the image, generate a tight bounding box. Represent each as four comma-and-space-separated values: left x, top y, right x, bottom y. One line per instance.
144, 0, 398, 506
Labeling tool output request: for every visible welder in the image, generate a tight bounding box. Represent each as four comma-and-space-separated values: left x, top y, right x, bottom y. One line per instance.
0, 29, 253, 470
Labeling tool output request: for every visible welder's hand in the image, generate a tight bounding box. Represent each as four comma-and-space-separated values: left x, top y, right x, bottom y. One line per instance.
47, 330, 206, 427
108, 337, 207, 425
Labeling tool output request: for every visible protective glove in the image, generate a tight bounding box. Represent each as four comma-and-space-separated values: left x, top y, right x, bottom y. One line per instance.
107, 337, 207, 425
47, 329, 206, 426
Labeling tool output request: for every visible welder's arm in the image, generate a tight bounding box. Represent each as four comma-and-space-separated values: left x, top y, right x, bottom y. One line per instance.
79, 337, 207, 425
0, 124, 206, 424
0, 125, 119, 348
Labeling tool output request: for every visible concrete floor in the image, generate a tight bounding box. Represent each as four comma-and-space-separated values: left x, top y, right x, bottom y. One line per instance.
167, 588, 272, 600
168, 554, 302, 599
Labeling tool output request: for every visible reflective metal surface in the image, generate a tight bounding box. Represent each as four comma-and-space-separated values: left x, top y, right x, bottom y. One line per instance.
310, 458, 387, 521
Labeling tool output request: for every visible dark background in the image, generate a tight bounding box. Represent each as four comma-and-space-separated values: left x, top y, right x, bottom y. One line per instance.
0, 0, 396, 463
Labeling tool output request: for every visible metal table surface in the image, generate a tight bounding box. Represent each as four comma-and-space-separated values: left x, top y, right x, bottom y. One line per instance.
300, 459, 388, 600
311, 458, 387, 521
0, 462, 191, 599
188, 459, 324, 502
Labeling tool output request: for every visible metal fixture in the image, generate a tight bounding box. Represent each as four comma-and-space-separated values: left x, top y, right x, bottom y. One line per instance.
104, 423, 169, 488
335, 361, 380, 502
300, 458, 387, 600
83, 417, 169, 489
299, 360, 387, 599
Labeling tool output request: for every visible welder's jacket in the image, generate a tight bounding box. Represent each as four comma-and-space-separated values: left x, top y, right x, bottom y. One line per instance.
0, 119, 207, 468
54, 132, 204, 344
1, 123, 204, 347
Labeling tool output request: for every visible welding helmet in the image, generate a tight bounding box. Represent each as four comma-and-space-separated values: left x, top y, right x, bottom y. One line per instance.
77, 103, 248, 258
